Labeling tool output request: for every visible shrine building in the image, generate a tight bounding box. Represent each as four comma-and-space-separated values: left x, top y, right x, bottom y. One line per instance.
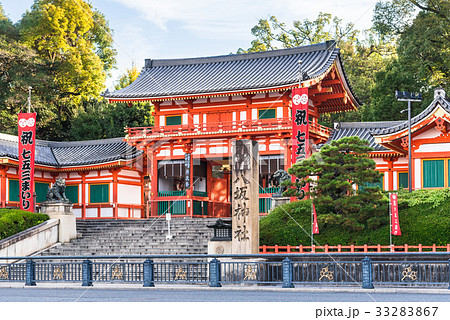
103, 40, 360, 218
328, 88, 450, 191
10, 40, 433, 218
0, 135, 144, 218
2, 42, 448, 218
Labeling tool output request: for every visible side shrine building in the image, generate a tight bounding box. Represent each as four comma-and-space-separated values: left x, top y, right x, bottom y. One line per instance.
328, 88, 450, 191
5, 42, 448, 219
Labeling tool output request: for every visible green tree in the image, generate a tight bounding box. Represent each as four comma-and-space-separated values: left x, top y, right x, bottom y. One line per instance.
368, 0, 450, 121
18, 0, 117, 103
68, 98, 153, 141
238, 14, 395, 124
285, 136, 387, 231
114, 66, 140, 91
0, 4, 56, 135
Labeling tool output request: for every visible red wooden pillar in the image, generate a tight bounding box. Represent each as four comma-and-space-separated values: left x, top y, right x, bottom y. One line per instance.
244, 94, 254, 122
110, 168, 120, 219
185, 99, 195, 128
384, 157, 396, 191
0, 166, 6, 207
79, 171, 87, 219
206, 161, 213, 216
148, 147, 158, 217
282, 90, 291, 119
153, 102, 160, 127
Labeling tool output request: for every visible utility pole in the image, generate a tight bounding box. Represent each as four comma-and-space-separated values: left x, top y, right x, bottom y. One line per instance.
396, 91, 422, 193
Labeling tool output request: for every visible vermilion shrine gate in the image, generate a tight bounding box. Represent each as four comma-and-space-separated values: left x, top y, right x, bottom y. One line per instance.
104, 41, 361, 218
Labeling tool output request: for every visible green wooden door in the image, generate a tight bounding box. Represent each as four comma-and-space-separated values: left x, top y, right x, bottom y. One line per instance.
398, 172, 408, 189
423, 160, 444, 188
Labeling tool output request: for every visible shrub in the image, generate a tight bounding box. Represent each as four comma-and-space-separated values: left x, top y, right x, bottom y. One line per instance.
260, 190, 450, 246
0, 209, 49, 240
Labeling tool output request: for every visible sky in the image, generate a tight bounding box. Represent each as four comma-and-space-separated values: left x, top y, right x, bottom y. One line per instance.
2, 0, 379, 90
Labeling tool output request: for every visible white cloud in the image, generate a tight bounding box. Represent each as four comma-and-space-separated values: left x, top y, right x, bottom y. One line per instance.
111, 0, 377, 40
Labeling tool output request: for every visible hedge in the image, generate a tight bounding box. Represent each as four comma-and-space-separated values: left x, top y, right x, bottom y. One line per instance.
0, 209, 49, 240
260, 192, 450, 246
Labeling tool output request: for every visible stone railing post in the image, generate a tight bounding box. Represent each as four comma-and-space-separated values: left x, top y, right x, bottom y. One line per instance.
25, 260, 36, 286
362, 257, 374, 289
282, 257, 294, 288
143, 259, 155, 287
82, 259, 93, 287
209, 258, 221, 287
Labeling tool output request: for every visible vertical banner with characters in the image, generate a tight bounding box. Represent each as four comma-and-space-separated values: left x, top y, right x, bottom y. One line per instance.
18, 113, 36, 212
390, 193, 401, 236
291, 87, 309, 199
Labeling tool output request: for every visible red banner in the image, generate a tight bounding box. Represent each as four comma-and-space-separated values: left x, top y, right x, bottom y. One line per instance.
18, 113, 36, 212
312, 203, 319, 234
291, 87, 309, 199
390, 193, 401, 236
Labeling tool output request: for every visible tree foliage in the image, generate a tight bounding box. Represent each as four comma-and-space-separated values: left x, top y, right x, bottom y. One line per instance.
0, 0, 126, 141
19, 0, 117, 103
367, 0, 450, 121
114, 66, 140, 91
285, 137, 387, 231
237, 13, 396, 125
0, 4, 54, 136
68, 99, 153, 141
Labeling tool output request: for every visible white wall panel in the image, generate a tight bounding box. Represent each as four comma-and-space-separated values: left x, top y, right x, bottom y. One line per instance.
415, 158, 421, 189
120, 169, 141, 178
74, 208, 82, 218
118, 208, 128, 218
86, 208, 98, 218
384, 172, 389, 190
101, 208, 113, 217
118, 184, 141, 204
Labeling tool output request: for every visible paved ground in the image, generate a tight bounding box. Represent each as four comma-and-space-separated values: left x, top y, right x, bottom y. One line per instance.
0, 283, 449, 302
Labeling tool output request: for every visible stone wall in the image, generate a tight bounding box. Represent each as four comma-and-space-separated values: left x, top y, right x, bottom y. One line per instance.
0, 219, 59, 263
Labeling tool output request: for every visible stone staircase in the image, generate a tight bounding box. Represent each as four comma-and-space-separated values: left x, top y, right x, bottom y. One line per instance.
40, 218, 217, 256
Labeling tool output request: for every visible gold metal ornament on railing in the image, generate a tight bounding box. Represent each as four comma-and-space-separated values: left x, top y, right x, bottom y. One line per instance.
0, 266, 9, 280
52, 266, 64, 280
401, 266, 418, 281
243, 264, 258, 281
319, 265, 334, 281
111, 266, 124, 280
174, 266, 187, 281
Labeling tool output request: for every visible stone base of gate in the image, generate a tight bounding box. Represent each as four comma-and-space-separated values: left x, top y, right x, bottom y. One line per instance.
40, 202, 76, 244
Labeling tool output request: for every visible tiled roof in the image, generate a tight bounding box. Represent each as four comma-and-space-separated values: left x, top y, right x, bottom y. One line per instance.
327, 121, 405, 151
104, 41, 359, 102
0, 133, 142, 167
372, 95, 450, 136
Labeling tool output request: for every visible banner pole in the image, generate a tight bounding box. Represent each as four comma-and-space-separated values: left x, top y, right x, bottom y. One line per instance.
389, 192, 392, 249
311, 202, 313, 249
27, 86, 32, 113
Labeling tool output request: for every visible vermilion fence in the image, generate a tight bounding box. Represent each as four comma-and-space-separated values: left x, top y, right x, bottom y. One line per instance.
260, 244, 450, 254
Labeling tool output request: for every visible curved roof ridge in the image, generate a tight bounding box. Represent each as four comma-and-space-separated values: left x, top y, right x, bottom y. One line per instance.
147, 41, 336, 68
0, 133, 141, 167
104, 40, 353, 101
338, 121, 405, 129
372, 95, 450, 136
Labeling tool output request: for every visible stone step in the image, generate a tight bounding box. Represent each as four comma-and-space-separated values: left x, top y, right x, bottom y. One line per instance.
39, 218, 218, 257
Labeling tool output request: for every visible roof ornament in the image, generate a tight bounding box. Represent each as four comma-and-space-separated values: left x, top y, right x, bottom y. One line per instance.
434, 88, 446, 99
298, 59, 310, 84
